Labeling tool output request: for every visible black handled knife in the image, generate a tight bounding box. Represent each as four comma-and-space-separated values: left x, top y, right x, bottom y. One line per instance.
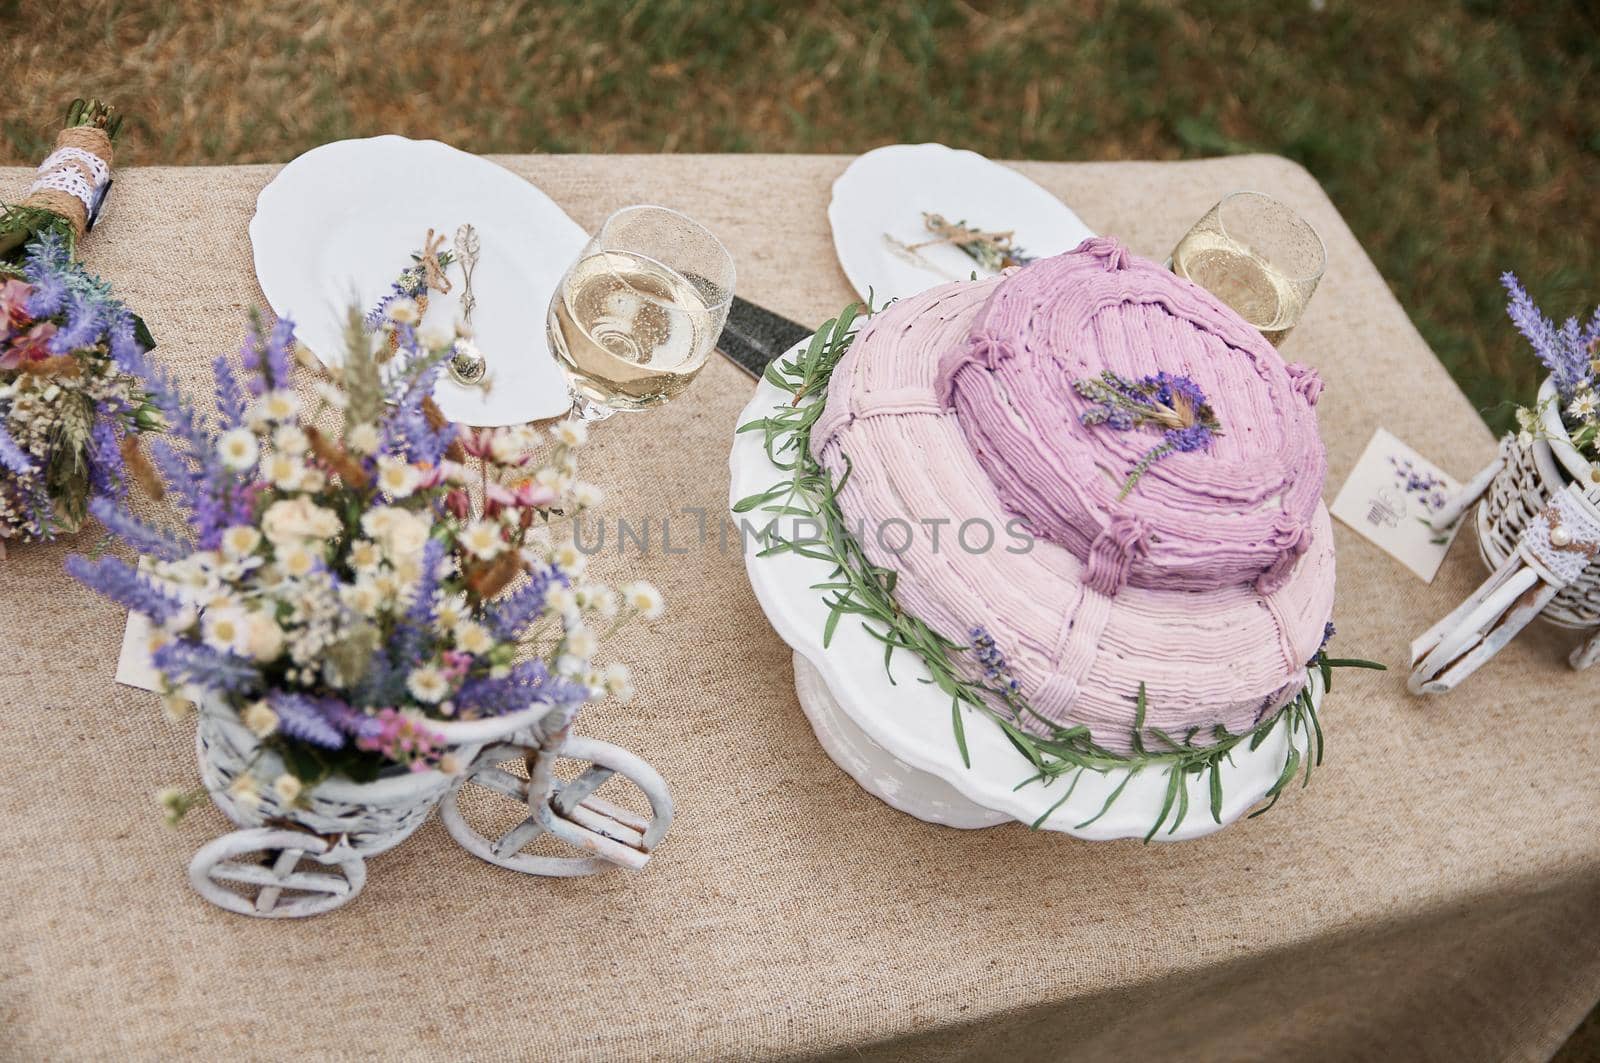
717, 294, 814, 378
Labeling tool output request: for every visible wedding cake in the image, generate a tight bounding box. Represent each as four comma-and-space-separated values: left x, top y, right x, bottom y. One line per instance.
810, 237, 1336, 754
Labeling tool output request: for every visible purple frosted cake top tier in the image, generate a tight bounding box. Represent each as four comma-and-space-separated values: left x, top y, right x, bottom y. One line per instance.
810, 261, 1336, 751
935, 237, 1327, 595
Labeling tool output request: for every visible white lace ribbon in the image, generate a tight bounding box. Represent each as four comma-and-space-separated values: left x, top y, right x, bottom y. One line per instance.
28, 146, 112, 219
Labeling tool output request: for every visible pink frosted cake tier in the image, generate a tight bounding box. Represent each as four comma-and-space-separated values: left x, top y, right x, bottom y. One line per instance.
935, 236, 1327, 594
810, 242, 1336, 752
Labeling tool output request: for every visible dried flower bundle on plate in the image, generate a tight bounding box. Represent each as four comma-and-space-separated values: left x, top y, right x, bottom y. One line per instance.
70, 299, 662, 815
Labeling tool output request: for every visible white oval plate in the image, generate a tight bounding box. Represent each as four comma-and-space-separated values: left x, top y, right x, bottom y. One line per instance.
828, 143, 1096, 306
251, 135, 586, 426
729, 351, 1318, 841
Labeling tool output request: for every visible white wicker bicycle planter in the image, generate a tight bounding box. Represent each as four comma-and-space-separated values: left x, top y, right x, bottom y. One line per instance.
1410, 376, 1600, 692
188, 696, 673, 918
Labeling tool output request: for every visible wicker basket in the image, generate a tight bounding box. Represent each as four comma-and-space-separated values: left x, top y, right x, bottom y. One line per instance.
1474, 377, 1600, 628
1410, 376, 1600, 693
196, 709, 466, 857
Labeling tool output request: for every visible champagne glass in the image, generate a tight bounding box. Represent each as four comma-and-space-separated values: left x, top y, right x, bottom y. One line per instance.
547, 205, 735, 421
1171, 191, 1325, 346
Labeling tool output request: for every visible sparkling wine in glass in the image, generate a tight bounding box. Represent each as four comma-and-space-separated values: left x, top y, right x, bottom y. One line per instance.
1171, 191, 1325, 346
547, 206, 734, 421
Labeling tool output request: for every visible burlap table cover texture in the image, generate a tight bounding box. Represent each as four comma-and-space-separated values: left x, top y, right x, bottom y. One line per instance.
1, 154, 1595, 1062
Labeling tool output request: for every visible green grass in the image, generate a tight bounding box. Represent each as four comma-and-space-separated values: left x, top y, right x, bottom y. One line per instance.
2, 0, 1597, 432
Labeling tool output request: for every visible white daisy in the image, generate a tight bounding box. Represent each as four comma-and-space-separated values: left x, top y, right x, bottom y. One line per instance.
278, 542, 318, 579
347, 422, 382, 456
343, 578, 384, 617
564, 625, 598, 658
489, 429, 525, 465
407, 666, 450, 704
535, 466, 571, 493
386, 297, 420, 325
552, 542, 586, 576
256, 389, 300, 424
217, 428, 260, 472
273, 423, 309, 456
553, 419, 588, 447
241, 610, 285, 662
221, 525, 263, 560
377, 456, 422, 499
348, 539, 383, 573
603, 662, 635, 703
622, 580, 665, 619
436, 594, 468, 632
572, 481, 605, 509
591, 587, 619, 618
262, 452, 304, 492
459, 520, 504, 561
418, 322, 455, 350
202, 607, 248, 654
373, 570, 401, 602
452, 620, 493, 655
544, 585, 576, 614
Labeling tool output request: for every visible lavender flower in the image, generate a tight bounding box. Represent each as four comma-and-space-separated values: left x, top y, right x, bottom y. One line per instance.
0, 421, 34, 473
213, 354, 247, 428
152, 641, 260, 695
455, 659, 587, 717
86, 416, 126, 501
484, 564, 566, 641
1308, 620, 1336, 666
87, 495, 187, 561
393, 538, 446, 662
1501, 272, 1599, 398
322, 698, 386, 744
64, 553, 187, 625
969, 625, 1021, 696
268, 693, 346, 750
23, 268, 66, 319
48, 293, 104, 354
144, 436, 203, 512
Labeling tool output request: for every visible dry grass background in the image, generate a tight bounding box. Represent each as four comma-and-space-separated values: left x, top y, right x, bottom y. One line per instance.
1, 0, 1598, 1053
2, 1, 1598, 431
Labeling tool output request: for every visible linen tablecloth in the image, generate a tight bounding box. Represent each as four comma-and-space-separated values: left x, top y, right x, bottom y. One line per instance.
2, 154, 1596, 1062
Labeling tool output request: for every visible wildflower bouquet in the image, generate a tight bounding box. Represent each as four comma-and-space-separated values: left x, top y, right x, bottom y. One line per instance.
0, 99, 158, 549
69, 301, 661, 814
0, 233, 154, 545
1504, 273, 1600, 462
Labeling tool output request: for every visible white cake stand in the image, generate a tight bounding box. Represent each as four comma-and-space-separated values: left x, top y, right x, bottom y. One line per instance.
730, 354, 1321, 841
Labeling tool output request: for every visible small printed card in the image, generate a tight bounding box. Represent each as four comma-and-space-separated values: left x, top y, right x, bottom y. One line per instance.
115, 609, 163, 693
1331, 428, 1464, 582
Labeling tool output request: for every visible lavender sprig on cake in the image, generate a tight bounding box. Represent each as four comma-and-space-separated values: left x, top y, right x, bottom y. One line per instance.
1073, 370, 1223, 497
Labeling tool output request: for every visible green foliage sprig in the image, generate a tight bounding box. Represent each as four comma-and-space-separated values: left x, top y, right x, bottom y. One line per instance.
735, 303, 1384, 839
